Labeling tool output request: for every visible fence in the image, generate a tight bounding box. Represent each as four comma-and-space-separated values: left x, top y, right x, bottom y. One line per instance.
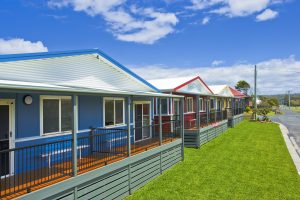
0, 120, 180, 199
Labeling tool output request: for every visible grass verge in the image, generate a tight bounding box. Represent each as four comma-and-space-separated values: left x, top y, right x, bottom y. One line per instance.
127, 121, 300, 200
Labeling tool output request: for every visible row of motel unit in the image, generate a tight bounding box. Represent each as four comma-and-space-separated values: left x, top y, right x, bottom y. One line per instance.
0, 49, 246, 199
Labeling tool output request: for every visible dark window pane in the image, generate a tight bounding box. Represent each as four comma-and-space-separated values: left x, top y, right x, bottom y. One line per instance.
43, 99, 59, 133
210, 99, 214, 109
115, 100, 124, 124
161, 99, 168, 114
0, 105, 9, 140
61, 99, 72, 131
187, 98, 193, 112
105, 100, 114, 126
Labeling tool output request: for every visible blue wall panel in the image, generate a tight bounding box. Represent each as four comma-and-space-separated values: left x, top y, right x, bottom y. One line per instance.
16, 93, 40, 138
78, 95, 102, 130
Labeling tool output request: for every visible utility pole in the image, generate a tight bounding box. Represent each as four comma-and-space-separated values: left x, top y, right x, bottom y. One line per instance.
253, 65, 257, 120
288, 90, 291, 109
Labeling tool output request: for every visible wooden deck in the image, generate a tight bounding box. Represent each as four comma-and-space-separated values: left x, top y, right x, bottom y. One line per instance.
0, 137, 178, 200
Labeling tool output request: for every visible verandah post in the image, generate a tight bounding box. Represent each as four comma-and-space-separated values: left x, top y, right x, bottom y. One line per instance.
159, 98, 162, 146
195, 95, 200, 148
206, 98, 209, 126
214, 98, 217, 123
221, 98, 223, 120
127, 96, 131, 157
127, 96, 132, 195
180, 98, 185, 161
72, 94, 78, 177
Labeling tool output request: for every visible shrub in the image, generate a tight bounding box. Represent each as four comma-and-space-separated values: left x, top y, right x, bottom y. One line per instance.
245, 106, 251, 113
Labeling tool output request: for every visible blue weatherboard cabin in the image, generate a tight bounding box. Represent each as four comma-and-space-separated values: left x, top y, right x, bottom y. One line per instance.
0, 49, 184, 199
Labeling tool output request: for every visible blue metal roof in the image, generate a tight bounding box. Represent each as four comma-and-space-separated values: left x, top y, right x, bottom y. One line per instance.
0, 48, 160, 92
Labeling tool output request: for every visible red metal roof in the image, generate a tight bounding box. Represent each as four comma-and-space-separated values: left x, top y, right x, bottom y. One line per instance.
229, 87, 247, 98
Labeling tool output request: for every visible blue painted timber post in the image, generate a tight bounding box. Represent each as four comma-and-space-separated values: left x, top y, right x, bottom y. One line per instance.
72, 95, 78, 199
195, 95, 200, 148
180, 98, 185, 161
127, 96, 132, 194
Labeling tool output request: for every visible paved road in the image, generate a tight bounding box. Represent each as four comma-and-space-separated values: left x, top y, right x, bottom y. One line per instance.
272, 109, 300, 148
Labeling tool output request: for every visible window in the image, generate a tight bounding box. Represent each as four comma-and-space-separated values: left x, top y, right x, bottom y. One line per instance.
156, 98, 169, 115
217, 100, 221, 110
104, 98, 125, 126
210, 99, 215, 109
199, 98, 204, 111
186, 97, 193, 112
161, 98, 168, 114
173, 99, 180, 115
41, 96, 72, 135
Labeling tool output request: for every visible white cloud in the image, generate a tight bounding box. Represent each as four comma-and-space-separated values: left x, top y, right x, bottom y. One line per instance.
189, 0, 285, 20
0, 38, 48, 54
188, 0, 225, 10
202, 16, 210, 24
129, 56, 300, 94
48, 0, 178, 44
256, 9, 278, 21
212, 60, 224, 66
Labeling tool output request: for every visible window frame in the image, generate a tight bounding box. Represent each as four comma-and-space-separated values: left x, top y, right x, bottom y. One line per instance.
40, 95, 72, 136
199, 98, 205, 112
103, 97, 125, 127
186, 97, 194, 113
155, 98, 169, 115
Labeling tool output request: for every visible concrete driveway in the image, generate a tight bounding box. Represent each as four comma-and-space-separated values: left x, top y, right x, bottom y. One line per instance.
272, 109, 300, 151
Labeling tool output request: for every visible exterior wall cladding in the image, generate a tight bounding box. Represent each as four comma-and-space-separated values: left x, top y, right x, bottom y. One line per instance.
0, 93, 154, 144
153, 95, 209, 131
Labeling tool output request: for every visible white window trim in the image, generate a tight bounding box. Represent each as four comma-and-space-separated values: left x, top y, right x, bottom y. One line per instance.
186, 97, 194, 113
40, 95, 72, 136
103, 97, 125, 127
199, 98, 205, 112
173, 99, 180, 115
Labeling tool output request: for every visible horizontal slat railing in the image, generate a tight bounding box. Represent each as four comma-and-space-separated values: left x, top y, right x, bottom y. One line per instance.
0, 120, 181, 199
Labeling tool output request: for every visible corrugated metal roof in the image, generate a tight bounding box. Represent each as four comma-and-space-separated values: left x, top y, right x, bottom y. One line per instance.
148, 76, 213, 95
148, 77, 195, 90
0, 49, 183, 97
0, 79, 181, 97
229, 87, 247, 98
209, 85, 234, 97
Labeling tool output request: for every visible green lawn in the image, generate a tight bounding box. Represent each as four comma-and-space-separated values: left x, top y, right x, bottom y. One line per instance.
127, 121, 300, 200
291, 107, 300, 113
267, 111, 276, 116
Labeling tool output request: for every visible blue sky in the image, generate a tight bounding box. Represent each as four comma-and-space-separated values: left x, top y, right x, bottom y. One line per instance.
0, 0, 300, 94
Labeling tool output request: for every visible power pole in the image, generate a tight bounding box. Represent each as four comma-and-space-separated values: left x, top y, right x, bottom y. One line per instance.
288, 90, 291, 109
253, 65, 257, 120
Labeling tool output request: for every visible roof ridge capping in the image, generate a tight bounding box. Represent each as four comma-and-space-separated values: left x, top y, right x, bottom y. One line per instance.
174, 75, 213, 94
0, 48, 160, 92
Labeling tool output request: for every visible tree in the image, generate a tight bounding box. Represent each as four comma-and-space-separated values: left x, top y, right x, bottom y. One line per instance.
235, 80, 250, 95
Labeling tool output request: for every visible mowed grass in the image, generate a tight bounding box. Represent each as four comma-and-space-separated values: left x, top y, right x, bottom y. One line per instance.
292, 107, 300, 113
127, 121, 300, 200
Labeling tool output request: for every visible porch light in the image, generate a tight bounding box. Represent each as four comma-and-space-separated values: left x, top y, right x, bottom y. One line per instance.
24, 95, 33, 105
